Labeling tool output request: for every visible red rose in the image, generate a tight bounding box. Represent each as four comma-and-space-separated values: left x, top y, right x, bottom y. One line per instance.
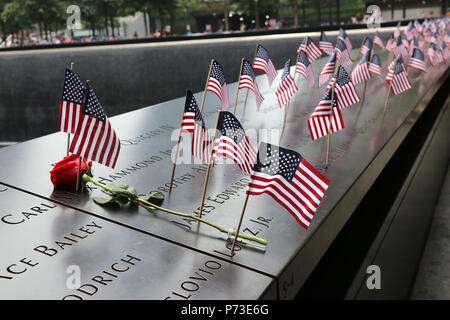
50, 154, 92, 188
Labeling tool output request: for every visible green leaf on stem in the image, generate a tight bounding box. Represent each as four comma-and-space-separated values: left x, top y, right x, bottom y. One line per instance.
93, 196, 121, 207
139, 191, 164, 206
109, 182, 139, 200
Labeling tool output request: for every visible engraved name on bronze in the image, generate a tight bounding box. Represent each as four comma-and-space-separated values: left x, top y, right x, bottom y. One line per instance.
164, 260, 222, 300
63, 254, 142, 300
0, 220, 102, 281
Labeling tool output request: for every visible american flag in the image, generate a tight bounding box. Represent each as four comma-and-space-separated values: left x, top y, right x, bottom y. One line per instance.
69, 84, 120, 168
334, 66, 360, 109
212, 111, 256, 174
308, 85, 345, 140
408, 48, 427, 72
440, 42, 450, 61
428, 42, 441, 65
401, 33, 410, 49
319, 31, 334, 55
339, 28, 352, 50
405, 21, 414, 40
394, 22, 401, 38
207, 60, 229, 111
351, 53, 371, 85
360, 37, 373, 55
298, 36, 322, 61
246, 142, 330, 229
239, 59, 264, 110
410, 36, 420, 53
336, 38, 353, 67
386, 56, 412, 96
276, 60, 298, 108
295, 50, 314, 88
181, 90, 212, 163
430, 31, 439, 44
319, 50, 337, 87
386, 33, 395, 52
393, 37, 408, 58
369, 54, 383, 77
253, 45, 278, 86
373, 30, 385, 48
59, 68, 85, 134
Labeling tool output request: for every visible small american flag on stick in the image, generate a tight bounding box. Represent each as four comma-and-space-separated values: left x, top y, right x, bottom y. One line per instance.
408, 48, 427, 72
308, 84, 345, 140
207, 60, 229, 111
360, 37, 373, 55
334, 66, 360, 109
319, 50, 337, 87
181, 90, 212, 163
298, 37, 322, 61
368, 54, 383, 77
239, 59, 264, 110
339, 28, 353, 50
336, 38, 353, 67
295, 50, 315, 88
386, 56, 412, 96
212, 111, 256, 175
351, 52, 371, 85
276, 60, 298, 108
247, 142, 330, 229
59, 68, 85, 134
69, 84, 121, 168
253, 45, 278, 86
373, 31, 385, 48
319, 31, 334, 55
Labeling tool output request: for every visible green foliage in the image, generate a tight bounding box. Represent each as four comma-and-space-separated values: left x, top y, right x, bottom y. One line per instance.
0, 0, 369, 37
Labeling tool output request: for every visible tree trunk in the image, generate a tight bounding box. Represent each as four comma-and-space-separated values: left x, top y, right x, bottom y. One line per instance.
336, 0, 341, 25
38, 22, 43, 40
143, 11, 149, 36
105, 17, 109, 36
302, 0, 306, 27
223, 0, 229, 31
391, 0, 395, 21
317, 1, 321, 26
293, 1, 299, 28
254, 0, 260, 29
110, 16, 115, 37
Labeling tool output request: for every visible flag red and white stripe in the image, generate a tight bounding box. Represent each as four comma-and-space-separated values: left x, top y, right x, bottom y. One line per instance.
333, 66, 360, 109
386, 56, 412, 95
351, 53, 371, 85
247, 142, 330, 229
70, 85, 120, 168
181, 90, 212, 163
276, 60, 298, 108
319, 50, 337, 87
212, 111, 256, 174
253, 45, 278, 86
59, 68, 85, 134
308, 86, 345, 140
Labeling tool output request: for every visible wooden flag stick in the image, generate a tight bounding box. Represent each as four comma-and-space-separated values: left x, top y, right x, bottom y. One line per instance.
325, 81, 336, 168
384, 83, 392, 113
232, 58, 245, 114
76, 79, 89, 192
199, 60, 214, 113
242, 46, 258, 112
230, 193, 250, 255
282, 59, 292, 128
66, 62, 75, 156
198, 112, 221, 218
76, 156, 82, 192
242, 89, 250, 111
168, 134, 182, 194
